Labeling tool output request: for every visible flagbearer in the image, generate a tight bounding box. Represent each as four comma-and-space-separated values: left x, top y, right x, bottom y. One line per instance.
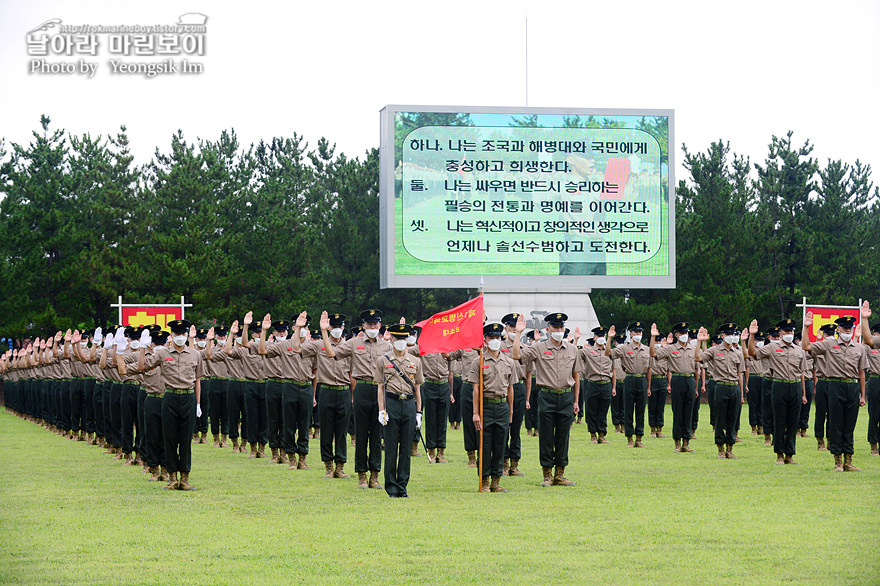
696, 324, 746, 459
138, 320, 204, 490
471, 323, 514, 492
513, 313, 581, 487
803, 310, 867, 471
377, 324, 423, 498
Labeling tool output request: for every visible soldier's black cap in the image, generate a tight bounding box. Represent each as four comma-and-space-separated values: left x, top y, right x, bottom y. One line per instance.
627, 321, 644, 332
654, 334, 664, 342
292, 314, 312, 326
215, 327, 229, 337
144, 324, 162, 333
250, 323, 263, 334
360, 309, 382, 323
834, 316, 857, 329
81, 328, 94, 338
671, 322, 689, 333
310, 328, 321, 339
272, 320, 290, 331
591, 326, 608, 337
613, 334, 627, 344
819, 323, 837, 334
167, 319, 192, 334
525, 330, 536, 340
688, 330, 698, 339
776, 319, 797, 331
124, 326, 138, 339
151, 331, 170, 345
195, 328, 208, 339
711, 336, 723, 345
350, 326, 363, 337
716, 322, 739, 335
544, 313, 567, 326
587, 339, 595, 346
766, 326, 781, 337
501, 313, 520, 327
484, 323, 504, 337
328, 314, 346, 327
411, 325, 422, 335
870, 322, 880, 333
386, 324, 413, 338
754, 331, 766, 341
793, 332, 802, 342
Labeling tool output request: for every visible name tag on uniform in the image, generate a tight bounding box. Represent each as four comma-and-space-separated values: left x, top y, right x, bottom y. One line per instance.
872, 350, 879, 354
385, 364, 393, 368
775, 349, 784, 352
543, 351, 552, 355
716, 353, 724, 357
627, 351, 634, 355
672, 351, 679, 355
590, 350, 598, 355
357, 346, 365, 350
501, 348, 510, 353
287, 348, 293, 351
321, 348, 326, 351
482, 365, 490, 369
833, 346, 840, 349
164, 357, 174, 361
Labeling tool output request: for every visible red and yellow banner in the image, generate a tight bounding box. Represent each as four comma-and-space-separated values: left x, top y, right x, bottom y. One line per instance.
122, 307, 183, 332
804, 305, 860, 343
415, 297, 484, 355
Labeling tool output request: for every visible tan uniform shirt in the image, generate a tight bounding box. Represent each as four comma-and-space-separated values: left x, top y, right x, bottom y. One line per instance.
302, 339, 351, 386
520, 340, 582, 389
698, 345, 745, 383
124, 351, 163, 394
199, 347, 221, 378
650, 354, 668, 378
812, 350, 826, 378
144, 345, 204, 390
451, 348, 479, 378
580, 345, 613, 381
654, 343, 694, 374
810, 339, 867, 379
755, 341, 807, 380
376, 352, 423, 396
121, 348, 140, 383
264, 339, 315, 382
500, 337, 526, 381
466, 350, 514, 399
746, 355, 766, 377
228, 344, 267, 380
102, 349, 121, 383
867, 335, 880, 375
334, 336, 391, 381
215, 344, 240, 378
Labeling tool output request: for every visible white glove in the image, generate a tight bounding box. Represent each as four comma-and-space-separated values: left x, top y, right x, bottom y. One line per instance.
139, 329, 151, 346
114, 327, 125, 345
102, 334, 112, 349
415, 412, 422, 429
378, 410, 389, 426
94, 327, 102, 342
196, 404, 202, 418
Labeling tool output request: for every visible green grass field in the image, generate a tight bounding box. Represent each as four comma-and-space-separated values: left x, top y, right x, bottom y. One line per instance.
2, 406, 878, 585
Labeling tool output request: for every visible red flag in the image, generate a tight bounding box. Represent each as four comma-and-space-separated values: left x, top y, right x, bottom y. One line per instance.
414, 297, 484, 356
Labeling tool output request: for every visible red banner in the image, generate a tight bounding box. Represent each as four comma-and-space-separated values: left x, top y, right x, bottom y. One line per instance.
122, 307, 183, 332
415, 297, 484, 355
804, 305, 860, 343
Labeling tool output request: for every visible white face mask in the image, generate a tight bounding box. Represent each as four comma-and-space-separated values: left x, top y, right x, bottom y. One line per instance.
299, 329, 308, 338
235, 337, 243, 345
688, 339, 697, 347
216, 338, 227, 347
172, 335, 187, 347
839, 332, 852, 342
487, 339, 502, 351
406, 335, 416, 346
654, 343, 662, 349
364, 328, 380, 339
781, 334, 794, 344
252, 337, 261, 345
723, 335, 738, 345
550, 331, 565, 342
129, 341, 140, 350
595, 336, 606, 346
393, 340, 408, 351
330, 328, 343, 339
631, 335, 642, 344
79, 342, 88, 349
756, 341, 765, 348
196, 340, 207, 348
678, 334, 689, 344
274, 332, 287, 341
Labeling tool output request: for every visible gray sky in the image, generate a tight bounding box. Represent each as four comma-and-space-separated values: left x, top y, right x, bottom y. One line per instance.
2, 0, 878, 188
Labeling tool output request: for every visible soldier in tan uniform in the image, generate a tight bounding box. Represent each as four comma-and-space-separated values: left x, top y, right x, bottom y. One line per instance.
500, 313, 527, 475
377, 324, 423, 498
859, 303, 880, 456
696, 324, 746, 459
647, 333, 670, 438
579, 326, 615, 444
812, 324, 836, 450
748, 319, 807, 464
610, 322, 650, 448
513, 313, 581, 487
138, 320, 204, 490
470, 323, 515, 492
745, 331, 766, 435
651, 322, 696, 452
802, 311, 867, 472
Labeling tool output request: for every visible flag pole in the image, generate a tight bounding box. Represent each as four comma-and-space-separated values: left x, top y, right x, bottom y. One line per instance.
478, 276, 484, 492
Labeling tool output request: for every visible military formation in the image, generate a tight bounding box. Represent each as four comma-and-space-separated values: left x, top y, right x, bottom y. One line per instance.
3, 301, 878, 496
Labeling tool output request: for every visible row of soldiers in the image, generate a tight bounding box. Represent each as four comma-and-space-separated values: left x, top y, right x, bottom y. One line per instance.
3, 303, 879, 493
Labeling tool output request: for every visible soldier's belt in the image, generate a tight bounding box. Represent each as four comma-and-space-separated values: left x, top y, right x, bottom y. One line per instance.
230, 378, 246, 382
817, 377, 830, 382
145, 393, 163, 398
516, 379, 526, 384
165, 388, 194, 395
485, 397, 506, 404
670, 373, 693, 377
769, 378, 798, 384
715, 381, 737, 386
540, 386, 572, 394
626, 373, 646, 378
247, 378, 267, 383
322, 384, 347, 390
71, 377, 87, 380
268, 377, 296, 383
355, 380, 379, 386
388, 392, 413, 400
827, 377, 858, 384
868, 373, 880, 379
588, 378, 611, 384
425, 378, 446, 385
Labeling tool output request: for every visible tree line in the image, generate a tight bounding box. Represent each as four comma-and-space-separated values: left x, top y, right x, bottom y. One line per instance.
1, 116, 877, 342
